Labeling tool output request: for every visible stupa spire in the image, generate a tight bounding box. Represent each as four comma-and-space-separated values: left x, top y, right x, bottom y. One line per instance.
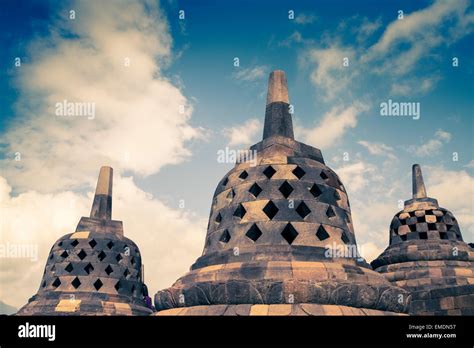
262, 70, 294, 140
412, 164, 427, 199
90, 166, 113, 220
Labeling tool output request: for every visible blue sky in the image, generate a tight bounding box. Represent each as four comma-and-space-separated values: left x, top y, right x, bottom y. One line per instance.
0, 0, 473, 307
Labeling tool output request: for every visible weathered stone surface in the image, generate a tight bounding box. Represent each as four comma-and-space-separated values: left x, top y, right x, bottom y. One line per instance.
154, 70, 408, 316
17, 167, 153, 316
372, 164, 474, 315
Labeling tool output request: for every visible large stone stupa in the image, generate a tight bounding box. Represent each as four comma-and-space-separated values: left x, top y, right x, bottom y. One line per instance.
371, 164, 474, 315
154, 70, 410, 315
17, 166, 153, 315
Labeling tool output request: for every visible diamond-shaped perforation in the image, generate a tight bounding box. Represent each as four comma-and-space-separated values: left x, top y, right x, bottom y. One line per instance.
341, 232, 350, 244
316, 225, 330, 241
93, 278, 103, 290
246, 224, 262, 242
98, 250, 106, 261
227, 189, 235, 199
263, 201, 279, 219
215, 212, 222, 223
419, 232, 428, 240
249, 183, 263, 198
263, 166, 276, 179
65, 263, 73, 273
107, 241, 114, 249
52, 278, 61, 288
239, 170, 249, 179
326, 206, 336, 218
71, 277, 81, 289
296, 201, 311, 219
70, 239, 79, 247
292, 166, 306, 179
219, 229, 231, 243
116, 254, 123, 262
334, 189, 341, 200
84, 263, 94, 274
233, 204, 247, 219
89, 239, 97, 248
222, 177, 228, 186
114, 280, 122, 291
105, 265, 113, 275
281, 223, 299, 245
123, 269, 130, 278
279, 181, 294, 198
60, 250, 69, 259
77, 249, 87, 260
320, 170, 329, 180
309, 184, 322, 198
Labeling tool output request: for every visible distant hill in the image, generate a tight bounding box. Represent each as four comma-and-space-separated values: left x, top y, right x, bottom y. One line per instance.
0, 300, 17, 315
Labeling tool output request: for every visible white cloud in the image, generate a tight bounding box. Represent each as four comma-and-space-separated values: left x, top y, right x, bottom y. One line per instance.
297, 102, 368, 148
355, 17, 382, 42
307, 47, 355, 100
0, 175, 206, 308
232, 66, 268, 82
363, 0, 473, 75
358, 140, 397, 160
464, 160, 474, 168
0, 0, 206, 308
1, 0, 204, 193
222, 118, 262, 147
426, 167, 474, 241
407, 129, 451, 157
295, 13, 317, 25
334, 161, 375, 193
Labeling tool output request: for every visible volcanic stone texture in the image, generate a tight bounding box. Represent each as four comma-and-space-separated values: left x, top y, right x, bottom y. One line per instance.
154, 133, 410, 315
17, 167, 152, 316
372, 165, 474, 315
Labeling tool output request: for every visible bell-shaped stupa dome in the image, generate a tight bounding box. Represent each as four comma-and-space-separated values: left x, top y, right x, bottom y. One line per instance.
371, 164, 474, 315
17, 167, 153, 315
154, 71, 410, 316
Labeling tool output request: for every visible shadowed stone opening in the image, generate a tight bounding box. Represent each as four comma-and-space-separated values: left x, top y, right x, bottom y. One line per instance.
296, 202, 311, 219
239, 170, 249, 179
326, 206, 336, 218
98, 250, 106, 261
105, 265, 113, 275
309, 184, 322, 198
246, 224, 263, 242
52, 278, 61, 288
93, 279, 103, 290
292, 166, 306, 179
263, 166, 276, 179
71, 277, 81, 289
84, 263, 94, 274
263, 201, 279, 219
316, 225, 330, 241
219, 230, 231, 243
233, 204, 247, 219
281, 223, 298, 245
249, 183, 262, 198
89, 239, 97, 248
279, 181, 294, 198
78, 249, 87, 260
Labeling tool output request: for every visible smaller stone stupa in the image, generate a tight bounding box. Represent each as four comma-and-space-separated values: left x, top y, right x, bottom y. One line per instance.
17, 166, 153, 315
371, 164, 474, 315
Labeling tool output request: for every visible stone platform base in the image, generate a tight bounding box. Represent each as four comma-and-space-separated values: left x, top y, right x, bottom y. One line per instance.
154, 304, 406, 316
17, 298, 153, 316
